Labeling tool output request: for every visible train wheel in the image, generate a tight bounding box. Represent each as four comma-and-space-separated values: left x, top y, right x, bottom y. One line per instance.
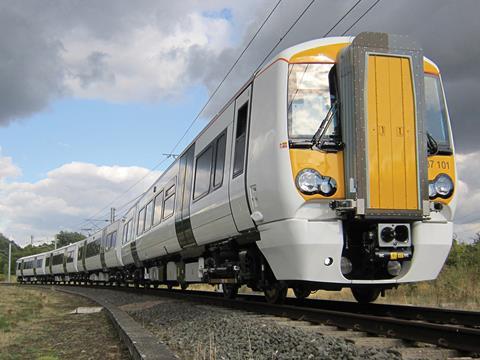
222, 284, 239, 299
167, 284, 173, 290
264, 282, 288, 304
351, 287, 380, 303
180, 283, 189, 291
293, 286, 311, 299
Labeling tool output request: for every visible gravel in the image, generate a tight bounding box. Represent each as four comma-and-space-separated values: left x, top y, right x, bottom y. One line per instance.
61, 287, 401, 360
129, 300, 400, 360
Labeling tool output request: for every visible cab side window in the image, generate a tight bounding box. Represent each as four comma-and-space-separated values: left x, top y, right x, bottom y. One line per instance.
233, 103, 248, 177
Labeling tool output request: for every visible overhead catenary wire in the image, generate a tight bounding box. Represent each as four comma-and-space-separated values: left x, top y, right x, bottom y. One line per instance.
70, 0, 285, 232
341, 0, 381, 35
287, 0, 367, 112
169, 0, 284, 156
73, 0, 384, 233
255, 0, 316, 73
323, 0, 363, 37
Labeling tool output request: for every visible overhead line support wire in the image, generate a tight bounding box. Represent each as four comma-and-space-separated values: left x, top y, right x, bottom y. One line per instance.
255, 0, 316, 73
341, 0, 382, 35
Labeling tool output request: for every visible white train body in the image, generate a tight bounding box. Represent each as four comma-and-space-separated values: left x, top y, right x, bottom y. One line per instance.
17, 33, 456, 302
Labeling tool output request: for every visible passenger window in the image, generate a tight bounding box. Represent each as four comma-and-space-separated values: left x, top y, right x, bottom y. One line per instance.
233, 102, 248, 177
123, 220, 131, 244
127, 219, 133, 242
86, 239, 100, 258
213, 133, 226, 188
137, 207, 146, 235
163, 184, 175, 219
153, 191, 164, 226
111, 231, 117, 247
53, 254, 63, 265
106, 233, 112, 249
145, 200, 154, 231
194, 145, 213, 199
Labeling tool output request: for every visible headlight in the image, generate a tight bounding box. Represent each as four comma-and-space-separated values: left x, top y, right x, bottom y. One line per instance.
296, 168, 337, 196
429, 174, 454, 199
296, 169, 322, 195
319, 177, 337, 196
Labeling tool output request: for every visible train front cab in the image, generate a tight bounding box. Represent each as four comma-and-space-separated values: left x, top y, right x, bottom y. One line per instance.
249, 33, 455, 302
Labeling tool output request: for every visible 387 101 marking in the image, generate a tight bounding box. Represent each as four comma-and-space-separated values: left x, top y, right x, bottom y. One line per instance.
428, 159, 450, 170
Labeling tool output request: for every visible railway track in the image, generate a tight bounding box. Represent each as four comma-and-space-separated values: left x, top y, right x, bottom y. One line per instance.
143, 288, 480, 356
23, 283, 480, 358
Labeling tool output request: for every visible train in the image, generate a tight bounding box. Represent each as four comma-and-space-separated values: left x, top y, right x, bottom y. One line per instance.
16, 32, 456, 303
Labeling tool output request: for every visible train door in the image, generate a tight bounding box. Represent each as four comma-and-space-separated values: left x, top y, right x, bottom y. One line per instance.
62, 249, 68, 274
100, 229, 107, 270
175, 144, 196, 248
229, 86, 255, 232
48, 254, 53, 274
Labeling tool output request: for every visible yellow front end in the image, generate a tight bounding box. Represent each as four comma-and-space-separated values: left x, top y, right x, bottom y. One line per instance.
286, 34, 455, 287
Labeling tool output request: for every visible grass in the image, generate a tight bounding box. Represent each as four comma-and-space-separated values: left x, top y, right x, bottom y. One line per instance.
0, 275, 16, 283
0, 285, 129, 360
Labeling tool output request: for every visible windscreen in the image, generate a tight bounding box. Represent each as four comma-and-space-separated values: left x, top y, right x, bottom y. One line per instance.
425, 75, 451, 151
287, 63, 340, 141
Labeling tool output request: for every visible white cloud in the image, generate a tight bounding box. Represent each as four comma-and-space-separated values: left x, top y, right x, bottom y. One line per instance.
453, 151, 480, 241
0, 161, 159, 246
0, 0, 269, 124
63, 13, 233, 102
0, 154, 21, 180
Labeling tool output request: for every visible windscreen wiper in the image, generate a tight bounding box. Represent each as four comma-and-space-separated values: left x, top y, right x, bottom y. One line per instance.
427, 131, 439, 155
311, 101, 339, 149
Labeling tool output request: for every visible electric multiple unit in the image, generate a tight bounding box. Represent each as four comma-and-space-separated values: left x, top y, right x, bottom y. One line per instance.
16, 32, 456, 303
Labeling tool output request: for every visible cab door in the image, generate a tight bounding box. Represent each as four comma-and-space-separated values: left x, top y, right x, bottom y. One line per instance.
229, 86, 255, 232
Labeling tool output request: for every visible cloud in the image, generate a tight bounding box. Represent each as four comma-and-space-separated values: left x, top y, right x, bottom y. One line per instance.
0, 0, 266, 123
62, 12, 234, 102
0, 5, 64, 125
0, 161, 159, 245
0, 154, 21, 180
453, 151, 480, 240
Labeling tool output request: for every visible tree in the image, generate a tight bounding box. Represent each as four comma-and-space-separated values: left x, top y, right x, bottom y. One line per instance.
55, 231, 86, 248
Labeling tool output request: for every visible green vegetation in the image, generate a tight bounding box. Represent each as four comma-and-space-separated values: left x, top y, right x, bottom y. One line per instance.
0, 286, 128, 359
0, 231, 86, 278
54, 230, 87, 248
393, 233, 480, 309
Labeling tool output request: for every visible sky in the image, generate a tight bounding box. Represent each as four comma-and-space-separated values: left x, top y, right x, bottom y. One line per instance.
0, 0, 478, 246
